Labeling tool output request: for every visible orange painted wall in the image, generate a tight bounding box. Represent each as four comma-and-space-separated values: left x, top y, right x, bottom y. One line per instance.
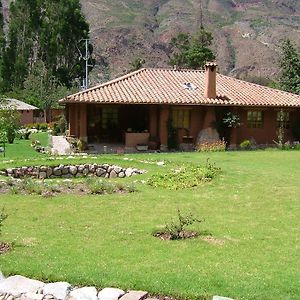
20, 110, 34, 125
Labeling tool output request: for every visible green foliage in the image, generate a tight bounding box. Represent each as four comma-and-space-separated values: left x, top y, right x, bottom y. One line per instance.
148, 160, 220, 190
52, 115, 67, 136
162, 209, 204, 240
278, 39, 300, 95
130, 58, 145, 72
0, 0, 92, 94
167, 118, 178, 150
0, 207, 8, 236
240, 139, 251, 150
169, 29, 215, 69
0, 109, 21, 144
222, 112, 240, 128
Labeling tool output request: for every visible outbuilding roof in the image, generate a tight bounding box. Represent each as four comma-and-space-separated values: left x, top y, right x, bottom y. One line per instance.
0, 98, 38, 110
59, 68, 300, 107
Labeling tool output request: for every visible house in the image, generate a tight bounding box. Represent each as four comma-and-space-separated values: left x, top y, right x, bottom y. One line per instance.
0, 98, 39, 126
59, 63, 300, 149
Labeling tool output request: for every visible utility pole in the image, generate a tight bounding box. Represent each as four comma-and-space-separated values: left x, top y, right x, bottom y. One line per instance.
79, 38, 93, 90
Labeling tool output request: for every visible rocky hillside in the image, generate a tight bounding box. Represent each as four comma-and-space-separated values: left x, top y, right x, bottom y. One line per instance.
79, 0, 300, 84
2, 0, 300, 84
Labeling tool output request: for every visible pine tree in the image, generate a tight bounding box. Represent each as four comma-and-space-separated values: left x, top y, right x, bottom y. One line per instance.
278, 39, 300, 95
169, 29, 215, 69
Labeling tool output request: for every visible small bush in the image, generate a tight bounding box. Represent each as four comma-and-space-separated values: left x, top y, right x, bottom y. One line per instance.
196, 140, 226, 152
156, 209, 204, 240
148, 160, 221, 190
240, 139, 251, 150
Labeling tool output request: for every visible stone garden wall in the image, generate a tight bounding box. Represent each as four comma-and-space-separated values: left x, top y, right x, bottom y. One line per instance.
4, 164, 145, 179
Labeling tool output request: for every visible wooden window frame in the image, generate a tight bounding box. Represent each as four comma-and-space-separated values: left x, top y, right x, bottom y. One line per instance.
277, 111, 290, 129
171, 108, 191, 129
247, 110, 264, 128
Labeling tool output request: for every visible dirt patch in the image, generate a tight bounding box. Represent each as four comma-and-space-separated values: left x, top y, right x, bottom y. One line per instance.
0, 241, 11, 255
154, 230, 199, 241
202, 236, 225, 246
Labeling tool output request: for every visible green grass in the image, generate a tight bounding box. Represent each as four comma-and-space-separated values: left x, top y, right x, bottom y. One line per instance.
1, 132, 49, 160
1, 150, 300, 300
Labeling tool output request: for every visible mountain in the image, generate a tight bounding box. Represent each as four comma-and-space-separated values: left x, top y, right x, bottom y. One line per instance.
1, 0, 300, 84
78, 0, 300, 84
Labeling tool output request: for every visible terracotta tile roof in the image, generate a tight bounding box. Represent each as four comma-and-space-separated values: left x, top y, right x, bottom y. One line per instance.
59, 68, 300, 107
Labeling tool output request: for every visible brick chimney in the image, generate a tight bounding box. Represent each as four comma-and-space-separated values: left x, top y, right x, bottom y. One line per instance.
204, 62, 217, 99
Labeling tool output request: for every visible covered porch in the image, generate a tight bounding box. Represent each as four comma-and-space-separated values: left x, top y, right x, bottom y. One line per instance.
66, 103, 220, 151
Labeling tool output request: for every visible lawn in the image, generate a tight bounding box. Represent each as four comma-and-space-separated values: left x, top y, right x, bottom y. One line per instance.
0, 140, 299, 300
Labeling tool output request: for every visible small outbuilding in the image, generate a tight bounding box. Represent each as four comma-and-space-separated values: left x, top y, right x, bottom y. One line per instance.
0, 98, 39, 126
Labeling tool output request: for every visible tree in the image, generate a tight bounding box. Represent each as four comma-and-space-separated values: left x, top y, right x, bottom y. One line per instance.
23, 60, 76, 122
1, 0, 91, 91
278, 39, 300, 95
130, 57, 145, 72
0, 106, 21, 144
169, 29, 215, 69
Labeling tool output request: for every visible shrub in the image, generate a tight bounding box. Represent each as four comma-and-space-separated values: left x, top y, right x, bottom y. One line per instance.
158, 209, 204, 240
77, 139, 87, 151
0, 109, 21, 144
196, 140, 226, 152
240, 139, 251, 150
148, 160, 221, 190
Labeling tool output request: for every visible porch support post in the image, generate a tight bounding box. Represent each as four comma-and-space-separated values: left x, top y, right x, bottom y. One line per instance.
159, 105, 169, 151
149, 106, 158, 137
68, 103, 77, 136
79, 104, 87, 142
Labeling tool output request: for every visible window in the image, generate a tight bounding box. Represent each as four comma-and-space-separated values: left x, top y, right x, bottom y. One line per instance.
247, 111, 263, 128
171, 108, 191, 129
277, 111, 290, 129
102, 107, 118, 129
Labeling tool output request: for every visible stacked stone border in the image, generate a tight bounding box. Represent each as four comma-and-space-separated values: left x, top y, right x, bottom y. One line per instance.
0, 274, 234, 300
3, 164, 145, 179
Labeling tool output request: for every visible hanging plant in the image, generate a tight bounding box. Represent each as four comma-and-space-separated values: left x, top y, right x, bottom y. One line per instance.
222, 112, 240, 128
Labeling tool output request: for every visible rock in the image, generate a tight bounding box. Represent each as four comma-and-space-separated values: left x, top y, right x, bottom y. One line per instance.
6, 169, 13, 175
118, 172, 125, 178
0, 275, 45, 296
38, 172, 47, 179
0, 271, 5, 282
98, 288, 125, 300
69, 166, 77, 176
42, 282, 72, 300
40, 166, 48, 172
119, 291, 148, 300
21, 292, 44, 300
62, 167, 69, 175
53, 167, 62, 176
46, 168, 53, 178
212, 297, 235, 300
67, 287, 97, 300
125, 168, 133, 177
109, 170, 117, 178
77, 165, 85, 172
113, 166, 122, 173
83, 168, 89, 176
196, 127, 220, 144
96, 168, 106, 177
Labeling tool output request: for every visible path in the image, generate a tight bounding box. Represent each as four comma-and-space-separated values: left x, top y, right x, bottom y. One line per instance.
51, 136, 72, 155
